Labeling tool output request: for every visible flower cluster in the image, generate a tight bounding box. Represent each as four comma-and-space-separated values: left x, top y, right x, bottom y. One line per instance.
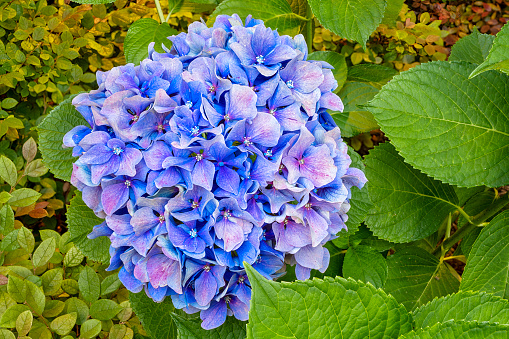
64, 14, 366, 329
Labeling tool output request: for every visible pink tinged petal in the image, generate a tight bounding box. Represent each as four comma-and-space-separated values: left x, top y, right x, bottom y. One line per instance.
167, 225, 191, 248
294, 244, 324, 270
287, 126, 314, 159
131, 231, 155, 256
251, 155, 279, 186
147, 254, 177, 289
303, 207, 329, 247
90, 156, 120, 184
319, 92, 344, 112
131, 207, 159, 236
80, 144, 113, 165
248, 113, 281, 147
134, 259, 149, 282
116, 148, 143, 177
293, 61, 324, 93
216, 166, 240, 195
281, 157, 301, 185
319, 69, 337, 93
192, 159, 215, 191
275, 103, 305, 131
285, 221, 312, 248
110, 232, 134, 248
195, 271, 218, 306
101, 183, 129, 216
343, 167, 367, 190
229, 42, 256, 66
200, 300, 227, 330
155, 167, 181, 188
106, 214, 133, 235
78, 131, 110, 151
301, 145, 337, 187
319, 247, 330, 273
143, 141, 172, 170
214, 218, 244, 252
229, 298, 249, 321
294, 89, 321, 116
227, 84, 257, 121
153, 89, 177, 113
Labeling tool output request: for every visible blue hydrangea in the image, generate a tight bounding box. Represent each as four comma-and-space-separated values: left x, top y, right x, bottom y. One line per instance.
64, 13, 366, 330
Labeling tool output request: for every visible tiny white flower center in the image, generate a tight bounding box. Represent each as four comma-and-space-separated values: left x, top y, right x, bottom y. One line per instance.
189, 229, 197, 238
112, 147, 123, 155
256, 55, 265, 64
286, 80, 294, 89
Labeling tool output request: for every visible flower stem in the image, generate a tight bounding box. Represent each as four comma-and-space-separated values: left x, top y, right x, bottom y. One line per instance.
433, 192, 509, 256
305, 2, 314, 54
154, 0, 165, 24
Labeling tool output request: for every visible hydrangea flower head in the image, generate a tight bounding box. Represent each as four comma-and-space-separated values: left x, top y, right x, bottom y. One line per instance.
65, 14, 366, 330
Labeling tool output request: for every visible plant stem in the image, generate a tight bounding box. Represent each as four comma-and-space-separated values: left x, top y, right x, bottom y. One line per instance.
433, 193, 509, 255
154, 0, 165, 24
305, 2, 314, 54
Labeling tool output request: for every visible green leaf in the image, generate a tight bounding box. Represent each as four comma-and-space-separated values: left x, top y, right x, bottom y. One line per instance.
129, 291, 177, 339
38, 95, 87, 181
171, 313, 246, 339
40, 229, 61, 244
78, 266, 101, 303
461, 210, 509, 298
80, 319, 102, 339
381, 0, 405, 26
400, 321, 509, 339
347, 64, 398, 86
308, 0, 386, 48
101, 274, 121, 296
307, 51, 347, 92
367, 61, 509, 188
168, 0, 184, 16
89, 299, 122, 320
364, 143, 459, 243
22, 137, 37, 163
124, 18, 177, 65
50, 312, 77, 336
41, 268, 63, 296
32, 238, 56, 267
0, 329, 15, 339
6, 276, 26, 303
62, 279, 79, 295
25, 159, 49, 177
1, 230, 19, 252
17, 227, 35, 253
42, 300, 65, 317
384, 247, 460, 312
244, 263, 412, 338
208, 0, 304, 36
0, 156, 17, 187
412, 291, 509, 329
63, 246, 85, 267
67, 192, 110, 263
8, 188, 41, 207
0, 192, 10, 204
70, 0, 116, 4
109, 324, 134, 339
0, 305, 29, 328
25, 280, 45, 315
15, 310, 32, 337
0, 99, 17, 110
65, 298, 89, 325
332, 82, 379, 137
470, 23, 509, 77
449, 28, 494, 64
342, 245, 388, 288
0, 205, 14, 235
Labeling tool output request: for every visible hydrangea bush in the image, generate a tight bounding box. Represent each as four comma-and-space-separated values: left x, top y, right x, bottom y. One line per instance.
62, 14, 366, 329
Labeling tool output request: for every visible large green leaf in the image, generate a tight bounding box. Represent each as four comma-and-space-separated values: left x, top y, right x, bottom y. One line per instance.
342, 245, 388, 288
384, 247, 460, 312
449, 28, 494, 64
129, 291, 177, 339
307, 51, 347, 92
381, 0, 404, 26
400, 321, 509, 339
412, 291, 509, 329
66, 192, 110, 263
38, 95, 86, 181
367, 61, 509, 188
171, 313, 246, 339
124, 18, 177, 65
286, 0, 307, 17
333, 82, 379, 137
208, 0, 305, 36
346, 64, 398, 87
245, 264, 412, 338
461, 210, 509, 298
308, 0, 386, 48
470, 23, 509, 77
364, 143, 460, 243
